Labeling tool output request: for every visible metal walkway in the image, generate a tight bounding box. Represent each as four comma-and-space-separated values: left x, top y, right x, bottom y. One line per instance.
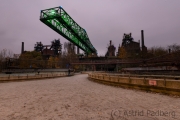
40, 6, 97, 55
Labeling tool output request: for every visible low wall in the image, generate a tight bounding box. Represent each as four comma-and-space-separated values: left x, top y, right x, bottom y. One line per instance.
1, 69, 71, 74
88, 73, 180, 96
0, 72, 73, 82
81, 71, 105, 74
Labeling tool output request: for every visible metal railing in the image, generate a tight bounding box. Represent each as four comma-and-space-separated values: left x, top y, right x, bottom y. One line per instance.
0, 72, 74, 81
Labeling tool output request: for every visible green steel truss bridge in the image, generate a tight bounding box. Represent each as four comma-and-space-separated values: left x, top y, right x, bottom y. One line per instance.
40, 6, 97, 54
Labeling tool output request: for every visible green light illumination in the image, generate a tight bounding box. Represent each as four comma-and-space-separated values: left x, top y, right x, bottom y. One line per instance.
40, 6, 97, 54
47, 18, 90, 52
49, 10, 56, 15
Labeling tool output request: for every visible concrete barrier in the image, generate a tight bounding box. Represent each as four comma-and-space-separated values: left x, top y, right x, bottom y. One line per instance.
88, 73, 180, 96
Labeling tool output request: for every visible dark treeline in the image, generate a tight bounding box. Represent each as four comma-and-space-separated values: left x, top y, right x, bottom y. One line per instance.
0, 43, 180, 71
147, 43, 180, 57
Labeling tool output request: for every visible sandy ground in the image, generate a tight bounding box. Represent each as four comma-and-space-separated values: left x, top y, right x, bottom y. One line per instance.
0, 74, 180, 120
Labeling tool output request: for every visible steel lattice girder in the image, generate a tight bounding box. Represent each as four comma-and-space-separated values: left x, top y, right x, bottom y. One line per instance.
40, 6, 97, 54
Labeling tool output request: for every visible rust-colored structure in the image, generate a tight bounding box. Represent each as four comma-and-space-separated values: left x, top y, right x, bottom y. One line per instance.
34, 39, 62, 59
42, 49, 54, 56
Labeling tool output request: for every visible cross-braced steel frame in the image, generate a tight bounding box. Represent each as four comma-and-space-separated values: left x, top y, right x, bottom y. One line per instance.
40, 6, 97, 54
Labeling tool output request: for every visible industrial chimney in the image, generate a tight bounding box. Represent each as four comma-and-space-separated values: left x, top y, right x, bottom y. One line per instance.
21, 42, 24, 54
141, 30, 144, 48
110, 40, 112, 46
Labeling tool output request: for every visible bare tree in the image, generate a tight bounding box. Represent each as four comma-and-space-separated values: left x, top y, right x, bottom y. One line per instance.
0, 52, 3, 61
0, 49, 14, 71
167, 43, 180, 53
60, 42, 78, 68
148, 46, 168, 57
8, 50, 14, 58
0, 49, 14, 60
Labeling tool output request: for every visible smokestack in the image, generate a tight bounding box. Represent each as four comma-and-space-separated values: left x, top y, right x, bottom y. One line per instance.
21, 42, 24, 54
110, 40, 112, 46
138, 40, 140, 47
141, 30, 144, 48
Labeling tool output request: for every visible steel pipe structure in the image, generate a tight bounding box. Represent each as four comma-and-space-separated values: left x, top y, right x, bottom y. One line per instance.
40, 6, 97, 54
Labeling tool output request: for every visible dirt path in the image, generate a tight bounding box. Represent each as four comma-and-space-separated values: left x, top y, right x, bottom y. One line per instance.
0, 74, 179, 120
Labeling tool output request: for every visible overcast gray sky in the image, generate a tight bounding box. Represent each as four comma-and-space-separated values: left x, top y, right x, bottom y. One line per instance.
0, 0, 180, 55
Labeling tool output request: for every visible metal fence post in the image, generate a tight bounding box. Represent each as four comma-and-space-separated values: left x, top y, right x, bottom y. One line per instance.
129, 75, 131, 83
143, 77, 146, 84
164, 77, 166, 86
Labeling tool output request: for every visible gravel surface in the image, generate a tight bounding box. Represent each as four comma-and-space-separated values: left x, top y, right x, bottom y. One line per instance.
0, 74, 180, 120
